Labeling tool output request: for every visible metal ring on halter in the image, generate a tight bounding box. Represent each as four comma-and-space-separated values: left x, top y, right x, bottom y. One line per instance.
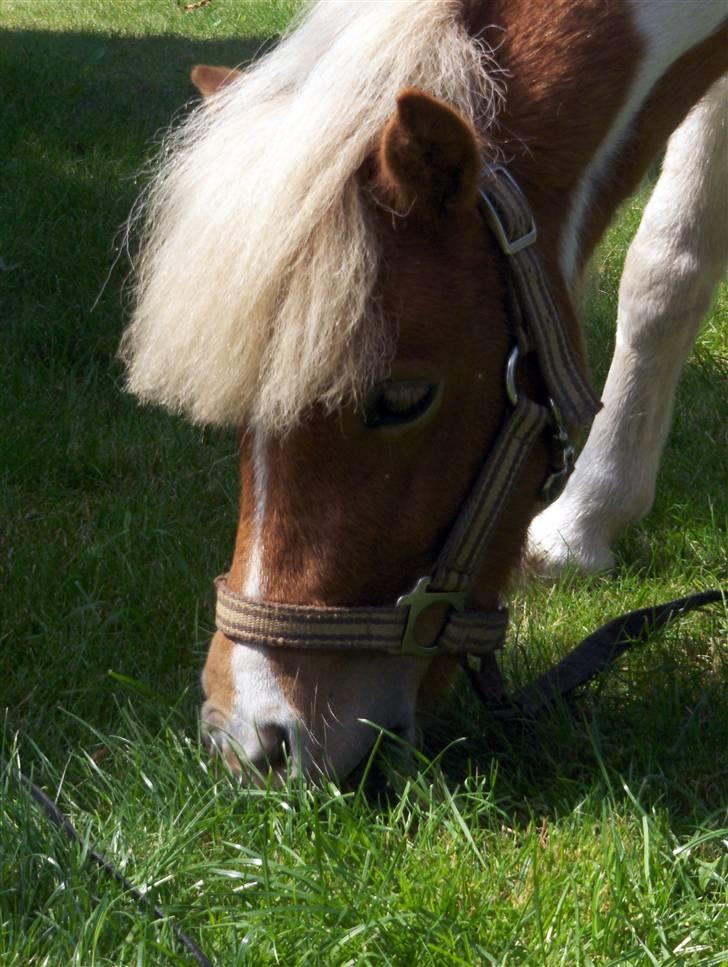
505, 344, 520, 406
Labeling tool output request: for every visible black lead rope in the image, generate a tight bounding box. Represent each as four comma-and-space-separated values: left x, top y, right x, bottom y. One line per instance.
13, 771, 214, 967
465, 589, 725, 719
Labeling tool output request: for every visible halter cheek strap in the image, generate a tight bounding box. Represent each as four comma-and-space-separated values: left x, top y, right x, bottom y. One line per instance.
478, 165, 600, 428
215, 164, 600, 662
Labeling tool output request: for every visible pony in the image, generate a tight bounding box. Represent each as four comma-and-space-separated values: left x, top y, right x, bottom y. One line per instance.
121, 0, 727, 781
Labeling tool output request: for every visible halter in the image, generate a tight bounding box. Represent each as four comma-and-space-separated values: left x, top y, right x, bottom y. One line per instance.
215, 165, 601, 666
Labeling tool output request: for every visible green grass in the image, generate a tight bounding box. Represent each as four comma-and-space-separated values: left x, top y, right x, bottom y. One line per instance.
1, 1, 726, 964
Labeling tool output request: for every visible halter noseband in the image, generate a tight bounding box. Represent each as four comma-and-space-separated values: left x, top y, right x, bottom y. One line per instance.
215, 164, 601, 663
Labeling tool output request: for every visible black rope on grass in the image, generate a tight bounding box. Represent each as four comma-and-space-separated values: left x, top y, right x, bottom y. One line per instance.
13, 770, 214, 967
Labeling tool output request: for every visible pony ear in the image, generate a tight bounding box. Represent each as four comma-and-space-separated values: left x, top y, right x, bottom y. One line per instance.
190, 64, 241, 98
378, 88, 481, 215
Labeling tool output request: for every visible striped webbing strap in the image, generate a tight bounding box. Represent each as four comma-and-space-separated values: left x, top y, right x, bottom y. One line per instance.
215, 576, 508, 658
430, 397, 547, 594
216, 165, 600, 659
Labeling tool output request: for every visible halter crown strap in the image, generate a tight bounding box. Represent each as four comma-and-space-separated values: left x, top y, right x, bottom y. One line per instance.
479, 164, 601, 429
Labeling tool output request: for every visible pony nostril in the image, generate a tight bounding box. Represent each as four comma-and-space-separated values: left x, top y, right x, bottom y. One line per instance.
246, 723, 289, 772
200, 703, 231, 756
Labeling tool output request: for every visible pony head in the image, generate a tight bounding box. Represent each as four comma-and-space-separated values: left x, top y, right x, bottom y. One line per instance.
122, 1, 557, 782
199, 87, 548, 780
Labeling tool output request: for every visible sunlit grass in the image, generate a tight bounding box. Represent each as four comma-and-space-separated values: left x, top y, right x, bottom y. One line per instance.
1, 1, 726, 963
4, 711, 728, 964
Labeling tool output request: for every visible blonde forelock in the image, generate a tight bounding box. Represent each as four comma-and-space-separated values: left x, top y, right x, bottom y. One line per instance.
121, 0, 502, 432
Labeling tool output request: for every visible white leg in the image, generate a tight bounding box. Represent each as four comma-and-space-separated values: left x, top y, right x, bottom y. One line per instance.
528, 76, 728, 576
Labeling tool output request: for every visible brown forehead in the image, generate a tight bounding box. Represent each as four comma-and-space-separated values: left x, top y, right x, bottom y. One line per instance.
373, 201, 506, 366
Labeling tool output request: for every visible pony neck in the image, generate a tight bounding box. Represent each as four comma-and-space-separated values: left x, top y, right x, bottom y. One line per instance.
464, 0, 728, 283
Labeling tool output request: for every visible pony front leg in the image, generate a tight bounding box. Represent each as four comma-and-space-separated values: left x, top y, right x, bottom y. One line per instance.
528, 76, 728, 576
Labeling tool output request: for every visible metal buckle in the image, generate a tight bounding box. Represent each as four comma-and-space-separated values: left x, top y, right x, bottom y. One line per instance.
479, 164, 538, 255
542, 398, 576, 503
395, 577, 466, 657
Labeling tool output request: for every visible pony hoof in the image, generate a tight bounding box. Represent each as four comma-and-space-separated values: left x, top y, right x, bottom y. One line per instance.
525, 508, 616, 578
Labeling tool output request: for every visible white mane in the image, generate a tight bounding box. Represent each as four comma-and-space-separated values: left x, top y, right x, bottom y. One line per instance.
122, 0, 500, 432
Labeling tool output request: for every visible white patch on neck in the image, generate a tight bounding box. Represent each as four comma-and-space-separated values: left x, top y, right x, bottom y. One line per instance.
244, 429, 268, 599
559, 0, 727, 285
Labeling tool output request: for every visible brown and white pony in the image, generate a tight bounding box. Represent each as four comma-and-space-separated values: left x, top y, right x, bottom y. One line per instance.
122, 1, 727, 781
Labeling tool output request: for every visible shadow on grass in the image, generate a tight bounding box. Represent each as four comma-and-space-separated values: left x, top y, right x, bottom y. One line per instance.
0, 26, 271, 351
1, 26, 264, 744
419, 626, 728, 832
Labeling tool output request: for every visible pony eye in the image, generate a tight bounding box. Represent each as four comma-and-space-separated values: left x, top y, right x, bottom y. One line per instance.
362, 381, 438, 429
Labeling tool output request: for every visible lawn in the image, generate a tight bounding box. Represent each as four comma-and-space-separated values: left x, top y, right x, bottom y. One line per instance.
1, 1, 726, 964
